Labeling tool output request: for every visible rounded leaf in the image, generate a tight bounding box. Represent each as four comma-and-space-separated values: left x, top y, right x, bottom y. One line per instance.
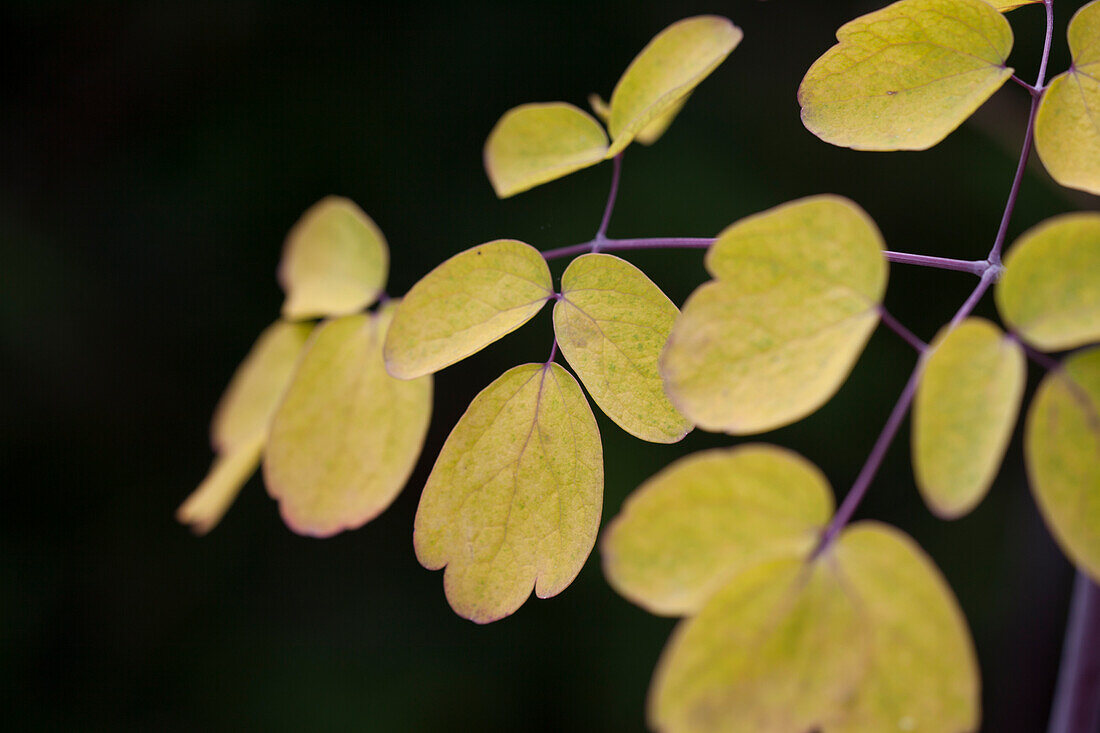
414, 363, 603, 623
263, 306, 433, 537
384, 240, 553, 379
986, 0, 1041, 10
278, 197, 389, 320
912, 318, 1025, 518
483, 103, 609, 198
1025, 347, 1100, 581
995, 213, 1100, 351
602, 444, 833, 616
554, 254, 691, 443
799, 0, 1014, 151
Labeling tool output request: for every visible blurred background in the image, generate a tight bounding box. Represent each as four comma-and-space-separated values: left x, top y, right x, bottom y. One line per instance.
2, 1, 1095, 730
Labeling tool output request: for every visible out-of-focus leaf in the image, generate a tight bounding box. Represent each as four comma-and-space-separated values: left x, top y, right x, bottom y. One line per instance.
177, 433, 264, 535
588, 92, 689, 146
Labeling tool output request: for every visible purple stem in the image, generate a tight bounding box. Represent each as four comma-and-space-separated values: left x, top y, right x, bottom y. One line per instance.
886, 250, 988, 275
594, 153, 623, 244
546, 338, 558, 365
1048, 572, 1100, 733
878, 306, 927, 352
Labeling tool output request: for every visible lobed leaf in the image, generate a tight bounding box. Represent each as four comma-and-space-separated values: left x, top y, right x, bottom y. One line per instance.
912, 318, 1025, 519
799, 0, 1014, 151
263, 306, 433, 537
1025, 346, 1100, 581
278, 197, 389, 320
661, 195, 887, 435
601, 445, 833, 616
1035, 1, 1100, 195
483, 103, 609, 198
554, 254, 691, 443
384, 240, 553, 379
414, 363, 603, 623
995, 213, 1100, 351
606, 16, 741, 156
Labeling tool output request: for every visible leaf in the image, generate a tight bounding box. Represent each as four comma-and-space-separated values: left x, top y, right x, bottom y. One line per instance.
601, 445, 833, 616
995, 213, 1100, 351
912, 317, 1026, 518
483, 103, 609, 198
799, 0, 1014, 151
1025, 346, 1100, 581
588, 92, 690, 146
177, 433, 264, 535
414, 363, 603, 623
606, 16, 742, 156
263, 306, 433, 537
384, 240, 554, 379
985, 0, 1042, 10
278, 197, 389, 320
661, 195, 887, 435
1035, 1, 1100, 195
554, 254, 691, 443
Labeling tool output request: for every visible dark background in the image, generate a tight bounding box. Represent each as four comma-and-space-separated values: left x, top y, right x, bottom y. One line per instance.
2, 1, 1095, 730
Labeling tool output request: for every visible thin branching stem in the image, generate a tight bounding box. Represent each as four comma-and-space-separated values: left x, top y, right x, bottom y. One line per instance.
594, 154, 623, 246
1049, 572, 1100, 733
878, 306, 928, 353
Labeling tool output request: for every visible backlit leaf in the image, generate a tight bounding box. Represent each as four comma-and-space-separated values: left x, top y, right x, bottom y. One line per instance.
601, 445, 833, 616
384, 240, 553, 379
912, 318, 1025, 518
278, 197, 389, 320
661, 195, 887, 434
1025, 347, 1100, 581
177, 433, 264, 535
483, 103, 609, 198
588, 92, 689, 146
414, 363, 603, 623
799, 0, 1014, 150
606, 16, 741, 156
263, 306, 433, 537
554, 254, 691, 443
1035, 1, 1100, 195
995, 213, 1100, 351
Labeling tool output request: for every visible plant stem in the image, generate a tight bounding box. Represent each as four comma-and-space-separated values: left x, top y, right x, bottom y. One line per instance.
594, 153, 623, 245
885, 251, 988, 275
878, 306, 927, 352
1048, 572, 1100, 733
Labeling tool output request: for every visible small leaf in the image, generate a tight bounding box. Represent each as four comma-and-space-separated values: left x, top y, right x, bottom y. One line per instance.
661, 195, 887, 435
601, 445, 833, 616
1035, 1, 1100, 195
799, 0, 1014, 151
1025, 346, 1100, 581
554, 254, 691, 443
278, 197, 389, 320
589, 92, 689, 146
263, 306, 433, 537
606, 16, 742, 156
995, 213, 1100, 351
985, 0, 1042, 10
483, 103, 609, 198
912, 318, 1026, 518
414, 363, 603, 623
384, 240, 553, 379
177, 433, 264, 535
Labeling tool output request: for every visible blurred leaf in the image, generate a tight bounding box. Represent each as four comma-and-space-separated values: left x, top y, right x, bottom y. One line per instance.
554, 254, 691, 443
799, 0, 1013, 150
588, 92, 689, 146
278, 197, 389, 320
1035, 1, 1100, 195
177, 433, 264, 535
601, 445, 832, 616
384, 240, 553, 379
483, 103, 609, 198
985, 0, 1042, 10
661, 195, 886, 435
414, 363, 602, 623
912, 318, 1025, 518
606, 16, 741, 156
263, 306, 433, 537
1025, 346, 1100, 582
995, 213, 1100, 351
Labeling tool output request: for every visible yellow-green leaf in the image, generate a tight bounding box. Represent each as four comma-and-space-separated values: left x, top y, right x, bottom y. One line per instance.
985, 0, 1041, 10
995, 213, 1100, 351
912, 318, 1025, 518
1035, 1, 1100, 195
278, 197, 389, 320
554, 254, 691, 443
263, 306, 432, 537
650, 557, 868, 733
177, 433, 264, 535
483, 103, 609, 198
414, 363, 603, 623
1025, 346, 1100, 581
384, 240, 553, 379
825, 522, 980, 733
601, 445, 833, 616
606, 16, 741, 156
661, 195, 887, 435
589, 92, 689, 146
799, 0, 1014, 151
